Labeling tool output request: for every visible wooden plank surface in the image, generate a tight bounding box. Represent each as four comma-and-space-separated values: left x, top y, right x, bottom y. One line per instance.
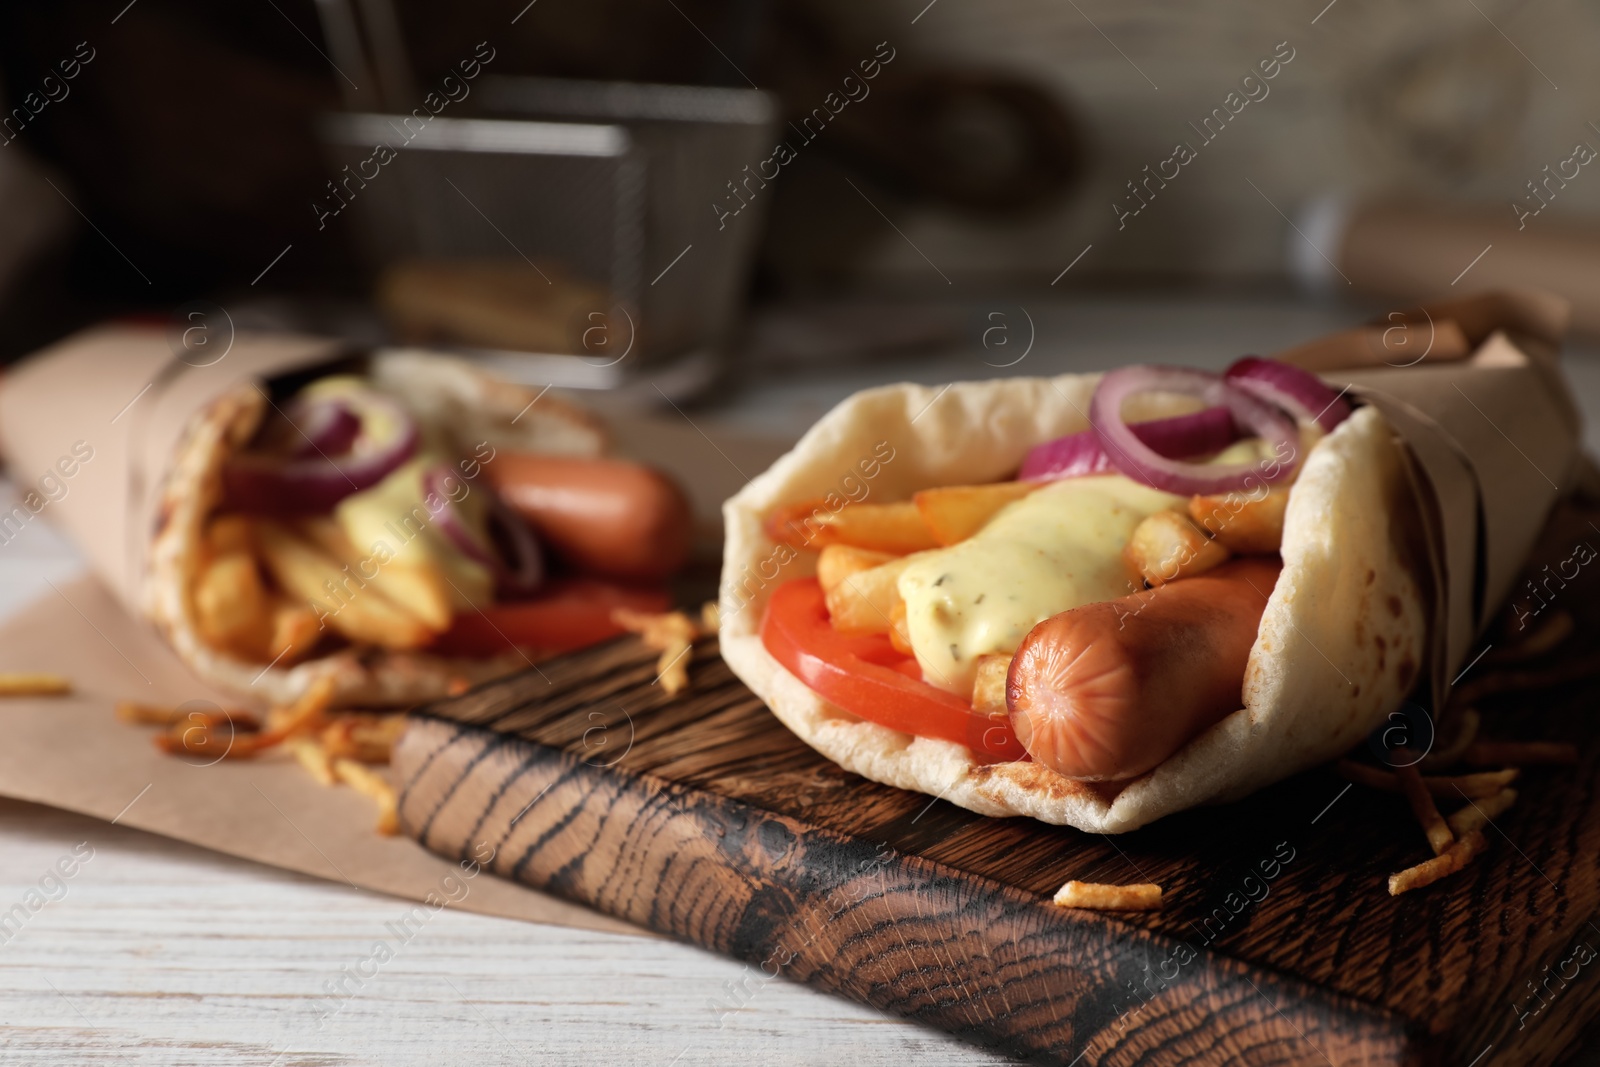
395, 501, 1600, 1067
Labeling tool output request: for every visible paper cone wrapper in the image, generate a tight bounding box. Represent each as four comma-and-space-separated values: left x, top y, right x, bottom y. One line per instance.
1273, 288, 1583, 705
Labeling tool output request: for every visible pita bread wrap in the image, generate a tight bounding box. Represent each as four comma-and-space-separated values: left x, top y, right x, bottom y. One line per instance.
718, 291, 1581, 833
0, 326, 609, 711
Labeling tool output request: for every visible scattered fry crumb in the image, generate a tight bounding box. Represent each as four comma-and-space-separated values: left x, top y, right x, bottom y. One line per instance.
1447, 788, 1517, 838
1053, 881, 1162, 911
1490, 609, 1573, 664
1393, 753, 1454, 856
1419, 709, 1480, 770
333, 758, 399, 835
286, 736, 338, 786
1460, 741, 1579, 767
1336, 760, 1519, 798
1388, 831, 1487, 896
613, 608, 702, 697
0, 673, 72, 697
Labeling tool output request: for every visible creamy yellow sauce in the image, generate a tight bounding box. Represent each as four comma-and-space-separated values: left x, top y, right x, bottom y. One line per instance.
897, 475, 1183, 695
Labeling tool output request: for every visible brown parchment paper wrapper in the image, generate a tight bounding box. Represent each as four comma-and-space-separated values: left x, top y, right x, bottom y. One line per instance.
1274, 288, 1583, 708
0, 324, 636, 934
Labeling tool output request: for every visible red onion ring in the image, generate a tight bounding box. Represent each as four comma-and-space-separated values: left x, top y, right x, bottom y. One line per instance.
1089, 366, 1300, 496
423, 466, 544, 596
223, 392, 418, 514
1019, 406, 1239, 482
283, 398, 361, 459
1226, 357, 1351, 433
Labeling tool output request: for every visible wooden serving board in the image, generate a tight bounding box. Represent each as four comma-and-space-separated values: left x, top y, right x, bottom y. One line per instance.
393, 509, 1600, 1067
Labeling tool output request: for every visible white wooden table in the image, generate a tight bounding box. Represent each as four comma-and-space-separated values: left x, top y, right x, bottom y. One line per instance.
4, 294, 1599, 1066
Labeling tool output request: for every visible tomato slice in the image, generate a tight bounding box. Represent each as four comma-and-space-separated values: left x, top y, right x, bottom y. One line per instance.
759, 578, 1025, 762
431, 579, 671, 658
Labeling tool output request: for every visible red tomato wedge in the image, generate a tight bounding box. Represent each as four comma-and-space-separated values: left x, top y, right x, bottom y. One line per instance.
431, 579, 671, 658
759, 578, 1025, 763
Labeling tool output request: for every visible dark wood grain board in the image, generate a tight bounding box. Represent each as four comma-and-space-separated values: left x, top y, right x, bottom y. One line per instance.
393, 505, 1600, 1067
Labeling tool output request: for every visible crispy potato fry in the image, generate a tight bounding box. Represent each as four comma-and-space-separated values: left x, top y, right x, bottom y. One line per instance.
817, 544, 899, 595
321, 713, 407, 764
155, 675, 336, 760
206, 514, 256, 558
193, 552, 271, 655
824, 556, 914, 635
1419, 709, 1480, 771
913, 482, 1038, 546
1387, 830, 1487, 896
298, 516, 453, 632
1447, 788, 1517, 838
1337, 760, 1519, 799
0, 673, 71, 697
1189, 485, 1289, 555
766, 499, 939, 554
286, 736, 338, 785
117, 702, 257, 728
1123, 510, 1229, 587
701, 600, 721, 633
972, 654, 1011, 718
267, 600, 322, 666
1460, 740, 1579, 766
1452, 659, 1600, 704
1053, 881, 1162, 911
256, 521, 434, 650
1393, 754, 1454, 855
888, 597, 913, 656
333, 758, 400, 835
613, 608, 701, 697
1490, 609, 1573, 664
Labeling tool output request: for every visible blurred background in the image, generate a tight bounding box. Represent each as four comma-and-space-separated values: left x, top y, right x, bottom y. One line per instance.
3, 0, 1600, 447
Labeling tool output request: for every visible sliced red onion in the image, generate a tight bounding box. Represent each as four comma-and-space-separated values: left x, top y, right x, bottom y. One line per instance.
1226, 356, 1352, 433
423, 466, 544, 596
222, 391, 419, 514
283, 398, 361, 459
1019, 405, 1239, 482
1089, 366, 1300, 496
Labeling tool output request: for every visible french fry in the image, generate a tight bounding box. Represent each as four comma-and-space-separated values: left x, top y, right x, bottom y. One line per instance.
321, 713, 408, 763
286, 736, 338, 786
0, 673, 71, 697
1490, 609, 1573, 664
888, 597, 913, 656
155, 675, 336, 760
298, 516, 453, 632
700, 600, 721, 633
1189, 485, 1289, 555
206, 514, 256, 558
267, 600, 322, 666
1447, 788, 1517, 837
817, 544, 899, 595
613, 608, 700, 697
824, 556, 914, 635
1459, 740, 1579, 766
256, 521, 434, 650
913, 482, 1038, 546
1123, 510, 1229, 587
1394, 754, 1454, 856
1388, 830, 1487, 896
118, 702, 257, 729
1337, 760, 1519, 799
765, 499, 939, 554
972, 654, 1011, 718
193, 552, 271, 655
1053, 881, 1162, 911
333, 758, 400, 835
1420, 709, 1480, 771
